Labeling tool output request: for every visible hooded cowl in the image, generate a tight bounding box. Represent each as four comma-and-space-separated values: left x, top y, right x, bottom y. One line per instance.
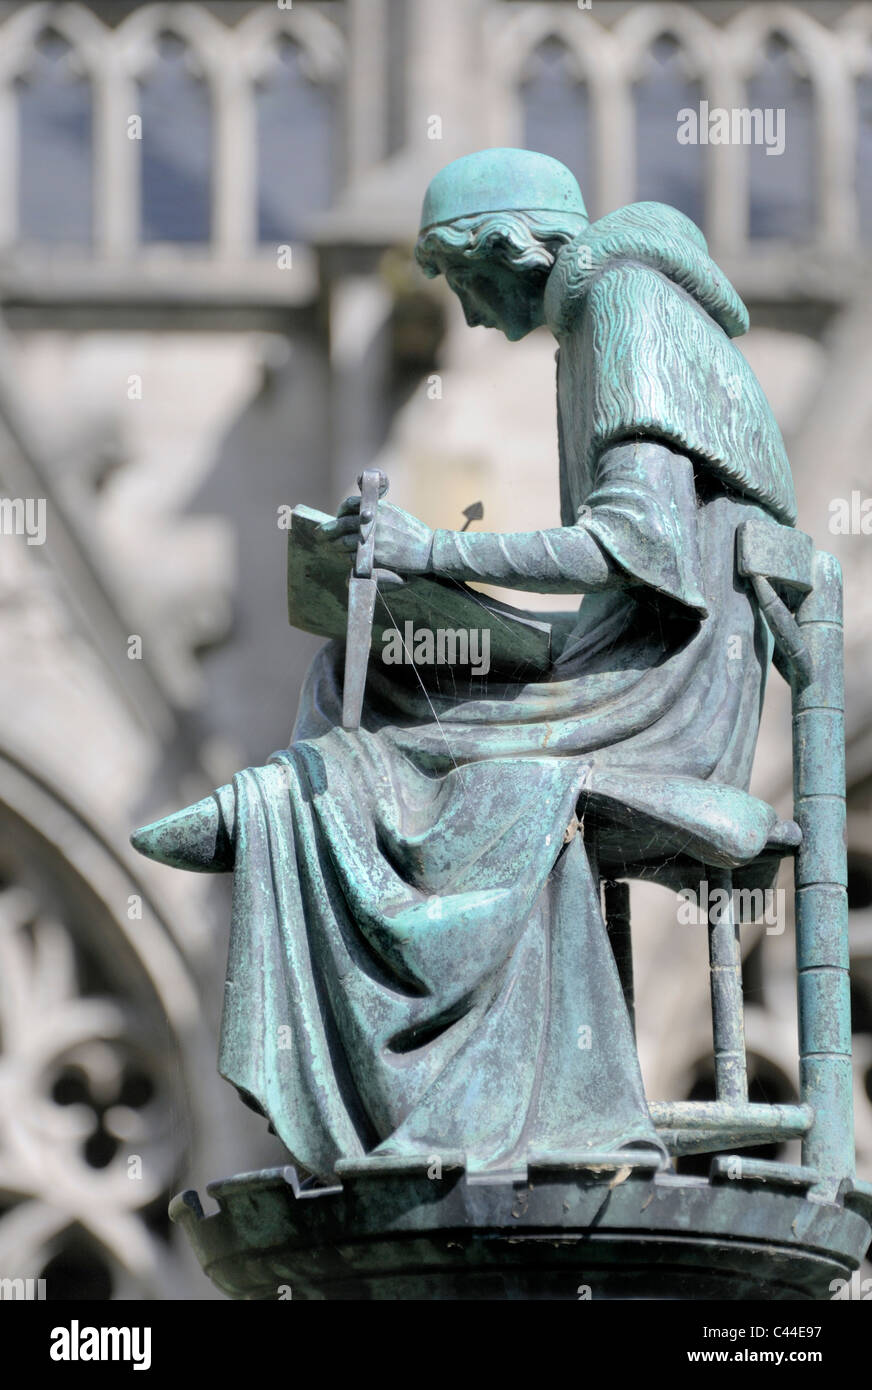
544, 201, 796, 527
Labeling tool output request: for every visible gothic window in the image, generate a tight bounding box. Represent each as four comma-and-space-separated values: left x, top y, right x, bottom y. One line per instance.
256, 35, 336, 245
139, 31, 212, 244
520, 37, 592, 207
0, 830, 189, 1299
16, 28, 92, 244
634, 33, 703, 230
747, 33, 814, 241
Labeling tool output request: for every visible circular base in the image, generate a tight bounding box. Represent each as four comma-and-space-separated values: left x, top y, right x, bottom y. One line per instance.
170, 1157, 871, 1301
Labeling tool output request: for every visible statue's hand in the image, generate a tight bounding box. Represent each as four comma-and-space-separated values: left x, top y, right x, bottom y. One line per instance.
320, 498, 433, 575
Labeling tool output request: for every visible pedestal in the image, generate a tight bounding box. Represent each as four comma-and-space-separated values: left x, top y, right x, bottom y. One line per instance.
169, 1152, 872, 1300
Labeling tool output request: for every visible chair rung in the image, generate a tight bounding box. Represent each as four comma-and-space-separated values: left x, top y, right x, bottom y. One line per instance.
650, 1100, 812, 1156
650, 1101, 811, 1130
710, 1156, 820, 1188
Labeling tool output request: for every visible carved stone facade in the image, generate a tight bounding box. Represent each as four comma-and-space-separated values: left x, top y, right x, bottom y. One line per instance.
0, 0, 869, 1297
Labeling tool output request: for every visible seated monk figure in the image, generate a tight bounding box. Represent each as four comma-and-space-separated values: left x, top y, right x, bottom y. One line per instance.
132, 149, 796, 1182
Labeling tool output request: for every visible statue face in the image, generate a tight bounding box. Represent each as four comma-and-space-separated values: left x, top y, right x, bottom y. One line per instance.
442, 259, 546, 341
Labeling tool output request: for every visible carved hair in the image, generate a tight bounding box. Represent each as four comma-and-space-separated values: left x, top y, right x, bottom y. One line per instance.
415, 210, 588, 279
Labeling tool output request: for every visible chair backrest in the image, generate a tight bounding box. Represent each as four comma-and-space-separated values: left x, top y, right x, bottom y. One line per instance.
730, 526, 850, 1194
601, 524, 854, 1199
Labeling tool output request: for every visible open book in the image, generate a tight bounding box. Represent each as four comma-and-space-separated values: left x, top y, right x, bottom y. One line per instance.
287, 506, 552, 679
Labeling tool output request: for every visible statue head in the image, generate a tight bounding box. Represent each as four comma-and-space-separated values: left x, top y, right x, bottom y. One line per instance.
415, 148, 588, 340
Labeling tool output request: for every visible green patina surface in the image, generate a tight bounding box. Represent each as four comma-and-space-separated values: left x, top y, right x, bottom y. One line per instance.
131, 148, 867, 1296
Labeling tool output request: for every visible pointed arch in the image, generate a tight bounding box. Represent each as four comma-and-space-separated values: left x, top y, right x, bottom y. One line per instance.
235, 7, 346, 248
0, 4, 108, 249
489, 8, 619, 215
746, 31, 815, 241
631, 31, 705, 228
518, 35, 592, 203
729, 4, 846, 246
612, 1, 720, 81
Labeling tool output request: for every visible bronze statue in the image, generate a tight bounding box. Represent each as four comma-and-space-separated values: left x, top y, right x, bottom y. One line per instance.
134, 151, 869, 1301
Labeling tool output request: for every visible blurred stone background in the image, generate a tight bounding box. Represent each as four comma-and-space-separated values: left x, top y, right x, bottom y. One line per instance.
0, 0, 869, 1298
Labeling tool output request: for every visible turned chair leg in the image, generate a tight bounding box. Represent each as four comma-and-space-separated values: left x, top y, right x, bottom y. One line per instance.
706, 869, 748, 1103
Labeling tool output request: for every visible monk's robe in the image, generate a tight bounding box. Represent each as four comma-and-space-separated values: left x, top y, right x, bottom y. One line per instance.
133, 203, 795, 1182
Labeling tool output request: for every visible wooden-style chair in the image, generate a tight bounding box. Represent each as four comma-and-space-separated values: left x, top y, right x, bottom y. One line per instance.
580, 517, 860, 1204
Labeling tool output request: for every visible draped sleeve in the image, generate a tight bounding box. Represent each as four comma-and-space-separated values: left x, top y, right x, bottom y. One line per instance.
427, 438, 707, 616
578, 439, 707, 617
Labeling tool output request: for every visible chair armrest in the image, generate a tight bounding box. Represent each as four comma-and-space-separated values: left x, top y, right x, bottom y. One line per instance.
737, 518, 814, 594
